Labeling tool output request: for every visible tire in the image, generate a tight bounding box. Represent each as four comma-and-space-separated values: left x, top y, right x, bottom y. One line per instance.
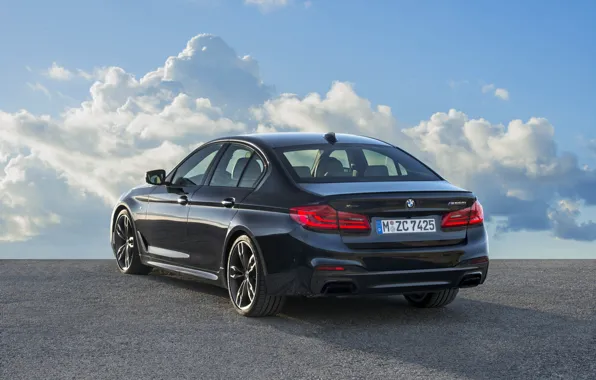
226, 235, 285, 317
112, 208, 152, 275
403, 288, 459, 308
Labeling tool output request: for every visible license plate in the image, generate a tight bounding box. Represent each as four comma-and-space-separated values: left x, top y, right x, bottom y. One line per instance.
376, 218, 436, 234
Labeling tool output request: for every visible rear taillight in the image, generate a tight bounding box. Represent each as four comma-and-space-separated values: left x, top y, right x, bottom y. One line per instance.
441, 200, 484, 228
289, 205, 371, 233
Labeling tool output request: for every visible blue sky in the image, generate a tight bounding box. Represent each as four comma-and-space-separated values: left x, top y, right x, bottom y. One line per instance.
1, 0, 595, 258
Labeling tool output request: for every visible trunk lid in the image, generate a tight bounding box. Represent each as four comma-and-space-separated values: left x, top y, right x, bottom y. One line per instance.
299, 181, 476, 250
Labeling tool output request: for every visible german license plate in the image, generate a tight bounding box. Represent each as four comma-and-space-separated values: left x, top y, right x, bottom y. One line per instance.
376, 218, 436, 234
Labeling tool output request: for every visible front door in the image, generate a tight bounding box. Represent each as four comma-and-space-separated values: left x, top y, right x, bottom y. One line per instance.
143, 142, 225, 264
186, 143, 266, 271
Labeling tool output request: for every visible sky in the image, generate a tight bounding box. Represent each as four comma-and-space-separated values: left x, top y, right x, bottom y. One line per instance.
1, 0, 596, 259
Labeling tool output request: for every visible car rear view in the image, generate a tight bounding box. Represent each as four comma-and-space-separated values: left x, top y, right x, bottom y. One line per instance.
276, 134, 489, 307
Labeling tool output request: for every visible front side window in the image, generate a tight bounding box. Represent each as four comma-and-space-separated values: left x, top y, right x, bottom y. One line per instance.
171, 143, 224, 186
277, 144, 440, 183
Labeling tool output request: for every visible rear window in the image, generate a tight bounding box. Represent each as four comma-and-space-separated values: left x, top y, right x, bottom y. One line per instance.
276, 144, 440, 183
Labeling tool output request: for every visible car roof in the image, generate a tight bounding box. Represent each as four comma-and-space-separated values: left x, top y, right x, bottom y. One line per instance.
216, 132, 392, 149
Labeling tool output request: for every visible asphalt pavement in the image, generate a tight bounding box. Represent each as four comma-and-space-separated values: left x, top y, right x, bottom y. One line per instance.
1, 260, 594, 380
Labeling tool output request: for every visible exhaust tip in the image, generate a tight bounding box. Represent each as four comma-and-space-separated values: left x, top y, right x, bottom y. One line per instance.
321, 281, 357, 295
459, 273, 482, 288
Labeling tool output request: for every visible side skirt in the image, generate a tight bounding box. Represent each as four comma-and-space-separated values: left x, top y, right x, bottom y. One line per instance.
144, 260, 219, 281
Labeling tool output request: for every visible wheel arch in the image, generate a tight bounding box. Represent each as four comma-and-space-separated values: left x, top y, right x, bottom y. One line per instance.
109, 203, 134, 248
220, 225, 268, 286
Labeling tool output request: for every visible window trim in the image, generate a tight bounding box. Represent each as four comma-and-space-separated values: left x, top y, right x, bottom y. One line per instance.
165, 141, 227, 187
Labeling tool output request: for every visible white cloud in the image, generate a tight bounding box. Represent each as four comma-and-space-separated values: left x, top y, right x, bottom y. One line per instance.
481, 84, 495, 93
245, 0, 290, 12
495, 88, 509, 101
26, 82, 51, 99
1, 33, 596, 253
482, 83, 510, 101
45, 62, 74, 80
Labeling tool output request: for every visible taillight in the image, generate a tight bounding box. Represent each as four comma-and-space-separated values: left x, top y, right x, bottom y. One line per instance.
441, 200, 484, 228
289, 205, 371, 233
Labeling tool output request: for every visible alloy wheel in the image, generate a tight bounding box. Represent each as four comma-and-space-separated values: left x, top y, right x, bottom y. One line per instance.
114, 213, 135, 270
228, 241, 258, 310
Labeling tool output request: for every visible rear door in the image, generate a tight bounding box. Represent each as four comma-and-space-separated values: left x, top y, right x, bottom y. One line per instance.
186, 143, 266, 271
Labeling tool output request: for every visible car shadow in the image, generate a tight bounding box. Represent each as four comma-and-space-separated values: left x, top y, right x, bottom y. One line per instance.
142, 269, 593, 380
270, 296, 593, 380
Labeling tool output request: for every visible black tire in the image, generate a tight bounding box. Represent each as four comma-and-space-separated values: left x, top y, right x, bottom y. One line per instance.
112, 209, 152, 275
403, 288, 459, 308
226, 235, 285, 317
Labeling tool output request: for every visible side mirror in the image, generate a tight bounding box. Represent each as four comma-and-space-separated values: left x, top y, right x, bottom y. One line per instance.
145, 169, 166, 185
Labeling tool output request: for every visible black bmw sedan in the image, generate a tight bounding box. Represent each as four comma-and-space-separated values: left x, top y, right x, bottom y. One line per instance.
109, 132, 489, 317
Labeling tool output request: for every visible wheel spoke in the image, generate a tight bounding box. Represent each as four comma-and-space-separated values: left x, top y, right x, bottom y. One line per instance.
116, 244, 126, 261
229, 265, 244, 279
125, 245, 131, 268
238, 243, 247, 269
246, 278, 256, 302
247, 255, 256, 274
235, 280, 246, 306
115, 223, 125, 240
124, 217, 130, 237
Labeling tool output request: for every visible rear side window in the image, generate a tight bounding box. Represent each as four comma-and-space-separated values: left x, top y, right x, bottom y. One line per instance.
276, 144, 440, 183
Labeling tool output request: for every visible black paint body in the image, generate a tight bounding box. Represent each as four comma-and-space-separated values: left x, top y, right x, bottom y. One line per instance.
110, 132, 489, 296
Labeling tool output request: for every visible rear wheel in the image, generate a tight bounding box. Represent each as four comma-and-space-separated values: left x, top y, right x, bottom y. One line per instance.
226, 235, 285, 317
112, 209, 152, 275
403, 288, 459, 308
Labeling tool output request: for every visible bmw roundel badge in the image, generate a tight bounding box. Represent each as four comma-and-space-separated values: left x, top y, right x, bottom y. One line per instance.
406, 199, 416, 209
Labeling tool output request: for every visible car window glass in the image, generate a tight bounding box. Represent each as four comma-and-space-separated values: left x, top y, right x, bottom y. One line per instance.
282, 149, 319, 178
276, 144, 440, 183
363, 149, 399, 176
329, 150, 350, 169
210, 144, 254, 187
238, 155, 265, 188
172, 143, 223, 186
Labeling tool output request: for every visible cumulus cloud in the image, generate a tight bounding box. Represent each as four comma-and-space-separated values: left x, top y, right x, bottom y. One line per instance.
1, 33, 596, 251
45, 62, 74, 80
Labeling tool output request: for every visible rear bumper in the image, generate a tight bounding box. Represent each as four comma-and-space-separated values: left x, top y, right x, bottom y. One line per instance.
264, 259, 489, 296
310, 262, 489, 296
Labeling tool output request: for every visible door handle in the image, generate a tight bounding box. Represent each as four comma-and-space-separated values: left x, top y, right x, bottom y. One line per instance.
221, 197, 235, 208
177, 195, 189, 206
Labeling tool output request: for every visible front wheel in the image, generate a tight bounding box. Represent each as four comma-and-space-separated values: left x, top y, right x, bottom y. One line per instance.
403, 288, 459, 308
226, 235, 285, 317
112, 209, 152, 275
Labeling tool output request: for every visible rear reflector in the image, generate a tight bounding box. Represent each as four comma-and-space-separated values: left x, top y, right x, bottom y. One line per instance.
470, 256, 489, 264
441, 200, 485, 228
315, 266, 345, 271
289, 205, 371, 233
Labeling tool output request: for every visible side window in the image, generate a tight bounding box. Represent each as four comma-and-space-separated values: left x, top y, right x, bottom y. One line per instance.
171, 143, 224, 186
238, 155, 265, 188
363, 149, 399, 177
209, 144, 254, 187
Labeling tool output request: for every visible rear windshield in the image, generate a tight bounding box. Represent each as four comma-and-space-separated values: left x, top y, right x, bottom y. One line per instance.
275, 144, 441, 183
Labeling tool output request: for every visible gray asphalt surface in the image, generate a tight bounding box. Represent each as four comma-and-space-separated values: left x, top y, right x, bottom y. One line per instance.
1, 260, 594, 380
